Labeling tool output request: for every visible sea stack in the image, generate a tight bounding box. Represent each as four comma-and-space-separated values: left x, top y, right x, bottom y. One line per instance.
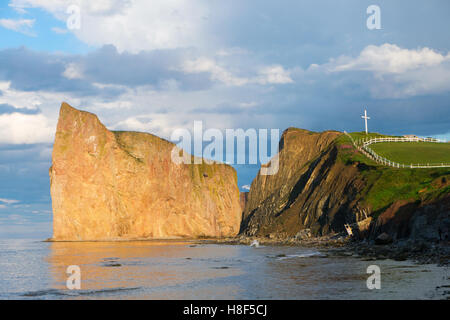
49, 103, 242, 241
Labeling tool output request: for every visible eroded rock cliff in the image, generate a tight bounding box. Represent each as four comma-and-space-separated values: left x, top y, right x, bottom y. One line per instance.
241, 128, 450, 241
241, 128, 361, 237
50, 103, 242, 240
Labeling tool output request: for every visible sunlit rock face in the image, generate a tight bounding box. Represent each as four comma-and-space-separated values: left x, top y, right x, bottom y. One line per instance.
241, 128, 356, 237
50, 103, 242, 241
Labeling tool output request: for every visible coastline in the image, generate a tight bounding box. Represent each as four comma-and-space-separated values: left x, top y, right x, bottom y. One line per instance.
45, 234, 449, 266
199, 235, 450, 266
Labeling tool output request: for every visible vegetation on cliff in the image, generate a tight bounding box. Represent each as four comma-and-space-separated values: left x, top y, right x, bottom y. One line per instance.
337, 133, 450, 217
241, 128, 449, 242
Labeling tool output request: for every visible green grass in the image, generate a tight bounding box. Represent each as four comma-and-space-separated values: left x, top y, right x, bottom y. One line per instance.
334, 132, 450, 214
360, 167, 450, 214
371, 142, 450, 164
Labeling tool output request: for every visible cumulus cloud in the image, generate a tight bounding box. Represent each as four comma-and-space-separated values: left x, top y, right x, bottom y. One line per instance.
241, 185, 250, 191
80, 45, 211, 90
0, 18, 35, 36
0, 47, 94, 94
319, 44, 450, 98
256, 65, 293, 85
0, 113, 55, 144
182, 58, 293, 86
0, 44, 293, 95
330, 44, 449, 74
110, 111, 236, 140
10, 0, 209, 53
182, 58, 249, 86
0, 46, 213, 94
0, 80, 70, 117
62, 62, 84, 80
111, 115, 175, 138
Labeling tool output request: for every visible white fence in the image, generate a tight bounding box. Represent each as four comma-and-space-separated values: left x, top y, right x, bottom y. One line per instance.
361, 137, 441, 145
344, 132, 450, 169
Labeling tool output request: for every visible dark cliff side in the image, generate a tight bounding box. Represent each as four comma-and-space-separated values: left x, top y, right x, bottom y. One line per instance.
240, 128, 450, 242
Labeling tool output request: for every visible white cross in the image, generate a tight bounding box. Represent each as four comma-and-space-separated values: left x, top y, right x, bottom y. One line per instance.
361, 109, 370, 134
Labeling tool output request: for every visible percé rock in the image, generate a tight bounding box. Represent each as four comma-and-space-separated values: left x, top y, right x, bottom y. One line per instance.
50, 103, 242, 241
240, 127, 450, 241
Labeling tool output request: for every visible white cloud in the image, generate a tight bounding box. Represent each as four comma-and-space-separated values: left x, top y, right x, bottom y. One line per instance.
62, 63, 84, 79
182, 58, 293, 87
256, 65, 293, 84
241, 185, 250, 191
330, 44, 449, 74
0, 18, 35, 36
112, 116, 164, 134
111, 114, 189, 140
182, 58, 249, 86
0, 198, 20, 205
314, 43, 450, 98
10, 0, 209, 53
0, 113, 55, 144
110, 112, 234, 140
0, 81, 69, 121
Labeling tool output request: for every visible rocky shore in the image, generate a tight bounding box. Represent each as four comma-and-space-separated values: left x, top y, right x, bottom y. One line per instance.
202, 235, 450, 266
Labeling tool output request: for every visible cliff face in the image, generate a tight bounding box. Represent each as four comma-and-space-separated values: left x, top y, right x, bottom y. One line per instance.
241, 128, 361, 237
50, 103, 242, 241
241, 128, 450, 241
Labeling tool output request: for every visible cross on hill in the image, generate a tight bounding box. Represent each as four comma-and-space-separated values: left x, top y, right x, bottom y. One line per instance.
361, 109, 370, 134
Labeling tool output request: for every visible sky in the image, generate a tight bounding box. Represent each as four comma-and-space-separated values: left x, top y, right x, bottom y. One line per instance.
0, 0, 449, 239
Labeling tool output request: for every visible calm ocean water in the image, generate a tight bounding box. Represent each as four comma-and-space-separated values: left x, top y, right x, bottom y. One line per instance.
0, 239, 448, 300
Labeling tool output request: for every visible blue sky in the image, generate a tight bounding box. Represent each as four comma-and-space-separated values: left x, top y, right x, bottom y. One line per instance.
0, 0, 449, 239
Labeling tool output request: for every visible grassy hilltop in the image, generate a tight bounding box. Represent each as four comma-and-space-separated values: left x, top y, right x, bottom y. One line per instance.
337, 132, 450, 217
371, 142, 450, 164
241, 128, 449, 240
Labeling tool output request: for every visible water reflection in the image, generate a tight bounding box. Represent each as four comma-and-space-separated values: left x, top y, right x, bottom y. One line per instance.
0, 239, 446, 299
47, 241, 245, 299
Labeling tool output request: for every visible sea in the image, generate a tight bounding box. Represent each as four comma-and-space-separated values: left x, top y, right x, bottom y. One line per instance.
0, 239, 448, 300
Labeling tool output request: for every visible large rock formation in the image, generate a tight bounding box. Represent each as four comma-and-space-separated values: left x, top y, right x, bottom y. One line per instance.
241, 128, 450, 241
241, 128, 357, 237
50, 103, 242, 241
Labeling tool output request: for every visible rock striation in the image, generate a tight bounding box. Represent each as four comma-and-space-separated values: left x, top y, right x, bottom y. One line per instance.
241, 128, 450, 241
50, 103, 242, 241
241, 128, 355, 237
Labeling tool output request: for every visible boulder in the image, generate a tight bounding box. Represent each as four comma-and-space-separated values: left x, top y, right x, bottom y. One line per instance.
295, 229, 312, 240
375, 232, 393, 245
